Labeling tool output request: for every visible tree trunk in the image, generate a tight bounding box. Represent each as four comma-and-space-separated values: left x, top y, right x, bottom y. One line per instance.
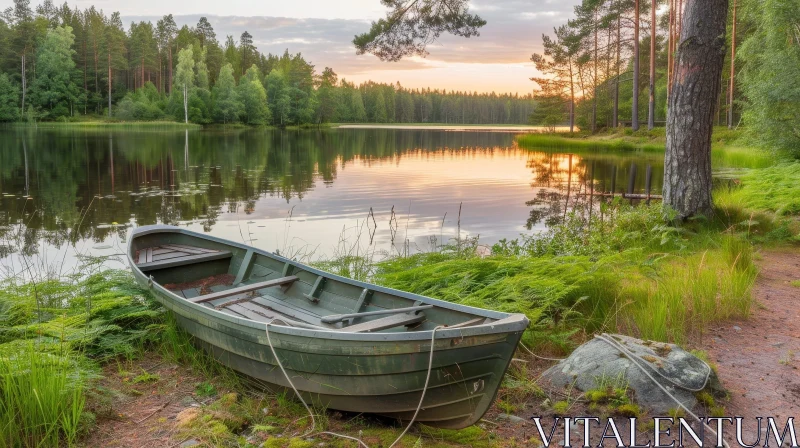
592, 8, 598, 133
108, 52, 112, 118
664, 0, 729, 219
728, 0, 737, 129
21, 54, 26, 117
648, 0, 656, 130
168, 47, 173, 94
613, 4, 620, 128
632, 0, 640, 131
668, 0, 675, 94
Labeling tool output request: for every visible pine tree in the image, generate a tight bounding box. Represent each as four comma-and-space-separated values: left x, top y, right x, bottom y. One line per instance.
0, 73, 20, 121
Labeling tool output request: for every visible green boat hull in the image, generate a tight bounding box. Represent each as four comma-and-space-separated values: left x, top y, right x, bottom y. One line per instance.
128, 225, 528, 429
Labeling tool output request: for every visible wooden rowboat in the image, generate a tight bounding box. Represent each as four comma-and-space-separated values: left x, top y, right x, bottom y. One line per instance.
127, 225, 529, 429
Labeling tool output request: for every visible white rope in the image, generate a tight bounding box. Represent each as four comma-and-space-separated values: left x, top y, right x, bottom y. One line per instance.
264, 321, 443, 448
595, 334, 730, 448
264, 321, 317, 439
388, 325, 443, 448
517, 341, 565, 362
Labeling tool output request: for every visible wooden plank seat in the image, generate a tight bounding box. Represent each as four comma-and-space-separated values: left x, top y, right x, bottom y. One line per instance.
190, 276, 299, 304
137, 244, 232, 272
340, 312, 426, 333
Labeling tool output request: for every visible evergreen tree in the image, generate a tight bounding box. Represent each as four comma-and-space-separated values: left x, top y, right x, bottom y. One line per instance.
0, 73, 20, 121
238, 64, 270, 124
29, 25, 79, 119
212, 62, 242, 123
739, 0, 800, 157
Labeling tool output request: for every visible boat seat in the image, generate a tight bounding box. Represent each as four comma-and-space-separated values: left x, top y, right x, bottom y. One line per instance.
341, 312, 426, 333
190, 276, 299, 304
136, 244, 232, 272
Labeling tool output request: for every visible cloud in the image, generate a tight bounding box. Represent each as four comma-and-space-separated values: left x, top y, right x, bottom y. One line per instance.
121, 0, 581, 94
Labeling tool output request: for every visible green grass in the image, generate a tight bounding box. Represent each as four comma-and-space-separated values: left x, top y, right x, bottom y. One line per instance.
516, 132, 666, 152
0, 345, 88, 448
4, 121, 201, 129
515, 127, 772, 170
716, 162, 800, 216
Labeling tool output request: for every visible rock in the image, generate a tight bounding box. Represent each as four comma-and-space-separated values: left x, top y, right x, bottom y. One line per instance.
180, 439, 201, 447
497, 413, 527, 425
541, 334, 722, 415
733, 326, 742, 332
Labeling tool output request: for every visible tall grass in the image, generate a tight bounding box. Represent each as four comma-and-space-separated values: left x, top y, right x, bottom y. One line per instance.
516, 133, 665, 153
0, 269, 163, 446
715, 162, 800, 216
623, 239, 758, 343
0, 346, 88, 448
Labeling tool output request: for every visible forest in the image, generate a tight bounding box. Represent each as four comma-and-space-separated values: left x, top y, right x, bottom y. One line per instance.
0, 0, 534, 126
530, 0, 800, 157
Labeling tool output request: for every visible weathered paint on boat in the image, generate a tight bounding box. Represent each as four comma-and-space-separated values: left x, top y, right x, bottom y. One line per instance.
127, 225, 529, 429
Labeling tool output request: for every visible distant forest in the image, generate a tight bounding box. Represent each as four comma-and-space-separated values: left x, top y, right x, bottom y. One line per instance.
0, 0, 534, 125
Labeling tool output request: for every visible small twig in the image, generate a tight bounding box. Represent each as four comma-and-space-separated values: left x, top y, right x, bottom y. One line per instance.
135, 400, 171, 424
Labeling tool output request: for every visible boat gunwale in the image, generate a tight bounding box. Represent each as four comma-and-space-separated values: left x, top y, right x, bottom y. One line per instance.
128, 224, 529, 342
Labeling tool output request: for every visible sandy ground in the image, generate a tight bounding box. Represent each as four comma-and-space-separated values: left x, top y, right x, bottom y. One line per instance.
699, 248, 800, 436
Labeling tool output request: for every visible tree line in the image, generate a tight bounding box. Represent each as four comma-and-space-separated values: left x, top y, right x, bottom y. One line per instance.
529, 0, 800, 155
0, 0, 533, 125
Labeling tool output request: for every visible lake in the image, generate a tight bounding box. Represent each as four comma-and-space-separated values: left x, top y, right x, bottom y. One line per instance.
0, 127, 757, 274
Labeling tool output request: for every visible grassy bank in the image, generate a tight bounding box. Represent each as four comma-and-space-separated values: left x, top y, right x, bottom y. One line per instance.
4, 121, 202, 130
516, 126, 748, 151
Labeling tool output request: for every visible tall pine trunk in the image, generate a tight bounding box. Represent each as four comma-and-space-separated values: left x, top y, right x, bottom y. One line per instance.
613, 4, 620, 128
728, 0, 737, 129
108, 53, 112, 118
664, 0, 729, 218
648, 0, 656, 130
591, 8, 598, 133
168, 47, 173, 94
632, 0, 640, 131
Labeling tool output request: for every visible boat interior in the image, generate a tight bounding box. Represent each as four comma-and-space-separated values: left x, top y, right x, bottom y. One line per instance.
134, 241, 494, 333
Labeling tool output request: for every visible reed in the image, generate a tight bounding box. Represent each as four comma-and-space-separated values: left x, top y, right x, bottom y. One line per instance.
0, 345, 88, 448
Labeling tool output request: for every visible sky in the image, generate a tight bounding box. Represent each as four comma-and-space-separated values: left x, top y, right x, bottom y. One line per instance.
28, 0, 582, 94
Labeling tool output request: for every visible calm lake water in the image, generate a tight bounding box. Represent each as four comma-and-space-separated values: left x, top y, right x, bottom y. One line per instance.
0, 127, 755, 274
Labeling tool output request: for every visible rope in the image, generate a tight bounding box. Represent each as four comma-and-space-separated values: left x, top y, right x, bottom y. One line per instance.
264, 321, 443, 448
595, 334, 730, 448
388, 325, 443, 447
517, 341, 565, 362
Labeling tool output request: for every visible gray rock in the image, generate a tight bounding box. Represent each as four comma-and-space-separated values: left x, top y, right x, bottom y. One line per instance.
541, 334, 722, 414
180, 439, 201, 448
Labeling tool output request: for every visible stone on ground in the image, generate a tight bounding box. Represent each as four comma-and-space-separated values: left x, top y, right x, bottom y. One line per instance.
541, 334, 724, 414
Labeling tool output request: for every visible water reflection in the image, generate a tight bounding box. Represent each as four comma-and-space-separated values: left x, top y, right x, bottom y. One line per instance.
0, 128, 692, 268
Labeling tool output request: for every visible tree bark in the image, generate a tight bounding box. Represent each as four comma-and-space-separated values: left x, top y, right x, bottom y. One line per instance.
648, 0, 656, 130
632, 0, 640, 131
592, 8, 598, 133
727, 0, 737, 129
108, 52, 112, 118
613, 4, 620, 128
664, 0, 729, 219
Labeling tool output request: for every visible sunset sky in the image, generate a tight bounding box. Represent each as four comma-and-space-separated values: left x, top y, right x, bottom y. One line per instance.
28, 0, 581, 94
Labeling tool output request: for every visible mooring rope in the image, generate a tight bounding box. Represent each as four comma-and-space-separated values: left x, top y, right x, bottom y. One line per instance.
595, 333, 729, 448
264, 321, 443, 448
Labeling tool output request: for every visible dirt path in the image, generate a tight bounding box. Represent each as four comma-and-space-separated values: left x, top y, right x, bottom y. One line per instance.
701, 248, 800, 423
